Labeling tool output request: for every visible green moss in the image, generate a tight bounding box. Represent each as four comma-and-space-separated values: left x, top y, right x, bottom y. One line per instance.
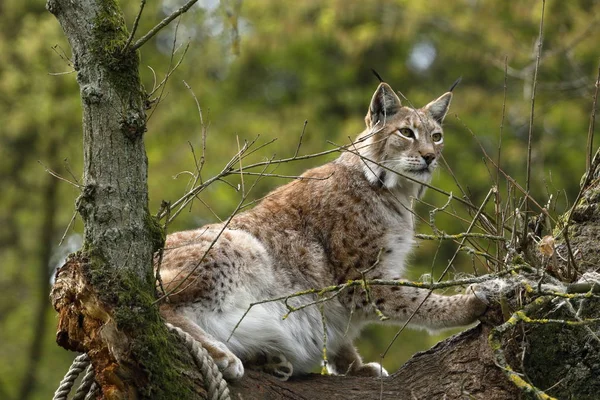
91, 0, 130, 66
145, 210, 166, 254
91, 0, 143, 101
82, 248, 198, 399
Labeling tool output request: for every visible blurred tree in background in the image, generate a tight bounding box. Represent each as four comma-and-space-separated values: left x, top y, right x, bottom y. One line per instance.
1, 0, 598, 398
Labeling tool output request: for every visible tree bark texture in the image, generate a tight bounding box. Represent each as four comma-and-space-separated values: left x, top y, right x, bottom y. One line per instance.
47, 0, 206, 398
523, 148, 600, 400
230, 323, 518, 399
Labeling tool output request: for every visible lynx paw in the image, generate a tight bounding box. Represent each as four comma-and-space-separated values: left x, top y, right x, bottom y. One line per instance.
210, 342, 245, 381
349, 362, 389, 377
261, 353, 294, 381
466, 283, 492, 316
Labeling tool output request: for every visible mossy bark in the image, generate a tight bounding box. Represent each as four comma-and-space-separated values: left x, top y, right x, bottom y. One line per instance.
520, 149, 600, 399
47, 0, 206, 398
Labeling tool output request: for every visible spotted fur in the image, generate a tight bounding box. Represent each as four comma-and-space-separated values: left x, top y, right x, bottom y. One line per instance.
158, 82, 488, 381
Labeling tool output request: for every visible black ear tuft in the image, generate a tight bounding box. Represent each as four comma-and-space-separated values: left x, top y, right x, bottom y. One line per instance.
371, 69, 384, 83
367, 83, 402, 128
448, 76, 462, 92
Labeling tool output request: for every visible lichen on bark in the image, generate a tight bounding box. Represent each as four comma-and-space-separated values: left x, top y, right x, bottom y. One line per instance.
523, 298, 600, 400
500, 149, 600, 399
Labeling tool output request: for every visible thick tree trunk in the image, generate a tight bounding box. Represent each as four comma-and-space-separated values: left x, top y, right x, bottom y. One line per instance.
47, 0, 206, 398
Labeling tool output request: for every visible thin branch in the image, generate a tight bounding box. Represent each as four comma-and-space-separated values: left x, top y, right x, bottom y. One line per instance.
163, 138, 254, 223
180, 81, 209, 212
586, 62, 600, 173
294, 120, 308, 158
236, 136, 245, 197
148, 42, 190, 98
130, 0, 199, 52
58, 211, 77, 247
63, 158, 80, 186
415, 232, 506, 241
453, 115, 555, 224
524, 0, 546, 243
496, 56, 509, 268
230, 171, 334, 180
123, 0, 147, 52
439, 155, 471, 207
37, 161, 82, 189
48, 70, 75, 76
147, 18, 184, 122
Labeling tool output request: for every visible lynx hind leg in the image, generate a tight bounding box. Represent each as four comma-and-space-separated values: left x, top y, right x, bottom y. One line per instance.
161, 307, 244, 380
329, 342, 388, 377
248, 353, 294, 381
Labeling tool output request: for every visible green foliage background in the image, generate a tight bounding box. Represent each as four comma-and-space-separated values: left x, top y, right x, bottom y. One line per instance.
1, 0, 599, 398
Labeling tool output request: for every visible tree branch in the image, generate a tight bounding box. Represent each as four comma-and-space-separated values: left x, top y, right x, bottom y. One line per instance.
229, 324, 518, 399
130, 0, 198, 52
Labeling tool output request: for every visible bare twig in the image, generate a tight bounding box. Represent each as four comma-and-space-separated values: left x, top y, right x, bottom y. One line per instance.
496, 56, 509, 268
147, 18, 184, 122
148, 42, 190, 98
48, 70, 75, 76
415, 232, 506, 241
154, 201, 171, 297
123, 0, 147, 52
295, 120, 308, 158
63, 158, 80, 186
236, 136, 245, 196
130, 0, 199, 52
183, 80, 208, 189
50, 44, 73, 67
58, 211, 78, 247
524, 0, 546, 243
586, 62, 600, 173
454, 115, 555, 225
37, 161, 82, 189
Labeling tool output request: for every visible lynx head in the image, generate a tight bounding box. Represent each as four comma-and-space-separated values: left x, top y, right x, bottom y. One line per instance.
357, 82, 452, 194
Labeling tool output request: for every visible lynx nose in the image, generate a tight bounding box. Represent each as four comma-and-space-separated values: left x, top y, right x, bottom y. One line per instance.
421, 153, 436, 165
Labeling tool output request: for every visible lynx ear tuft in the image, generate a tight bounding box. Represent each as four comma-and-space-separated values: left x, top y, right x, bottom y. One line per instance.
366, 83, 402, 128
424, 92, 452, 124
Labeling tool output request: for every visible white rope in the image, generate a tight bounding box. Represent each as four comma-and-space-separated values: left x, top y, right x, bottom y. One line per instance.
53, 353, 91, 400
53, 325, 231, 400
72, 363, 96, 400
165, 323, 231, 400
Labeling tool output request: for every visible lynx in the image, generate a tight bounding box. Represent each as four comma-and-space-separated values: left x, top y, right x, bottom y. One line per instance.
158, 82, 489, 381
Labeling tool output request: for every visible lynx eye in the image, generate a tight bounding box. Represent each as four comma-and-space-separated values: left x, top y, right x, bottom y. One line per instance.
431, 132, 443, 143
398, 128, 415, 139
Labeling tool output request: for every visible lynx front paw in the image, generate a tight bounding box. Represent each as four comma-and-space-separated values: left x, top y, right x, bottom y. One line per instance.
210, 342, 245, 381
466, 283, 491, 317
348, 362, 389, 377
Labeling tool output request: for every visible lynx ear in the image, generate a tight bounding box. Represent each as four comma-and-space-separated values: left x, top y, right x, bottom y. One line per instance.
424, 92, 452, 124
366, 83, 402, 128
